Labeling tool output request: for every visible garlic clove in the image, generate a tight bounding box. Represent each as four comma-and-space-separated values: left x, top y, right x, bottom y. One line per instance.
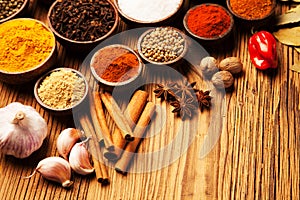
23, 156, 73, 188
69, 140, 94, 175
56, 128, 81, 160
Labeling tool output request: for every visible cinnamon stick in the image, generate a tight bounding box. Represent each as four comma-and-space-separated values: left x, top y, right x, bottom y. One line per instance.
115, 102, 156, 174
109, 90, 149, 160
100, 92, 134, 141
92, 92, 114, 150
79, 114, 109, 184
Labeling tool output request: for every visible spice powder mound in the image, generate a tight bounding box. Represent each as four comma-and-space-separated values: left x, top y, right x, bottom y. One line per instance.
186, 4, 232, 38
229, 0, 273, 19
0, 19, 54, 73
37, 70, 86, 109
91, 46, 140, 83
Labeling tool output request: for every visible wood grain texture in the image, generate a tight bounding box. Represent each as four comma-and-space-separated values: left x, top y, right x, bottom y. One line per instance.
0, 1, 299, 200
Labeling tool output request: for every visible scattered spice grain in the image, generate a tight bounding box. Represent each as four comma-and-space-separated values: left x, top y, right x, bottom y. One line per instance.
37, 69, 86, 109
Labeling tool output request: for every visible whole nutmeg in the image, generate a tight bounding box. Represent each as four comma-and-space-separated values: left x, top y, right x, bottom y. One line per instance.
219, 57, 243, 74
212, 71, 234, 89
199, 56, 218, 77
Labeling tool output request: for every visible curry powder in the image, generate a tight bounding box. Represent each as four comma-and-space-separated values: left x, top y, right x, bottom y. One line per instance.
0, 19, 55, 73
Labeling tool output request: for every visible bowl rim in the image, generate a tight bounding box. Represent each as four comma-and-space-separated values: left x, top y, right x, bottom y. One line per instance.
0, 0, 29, 24
183, 3, 234, 41
137, 26, 188, 65
0, 18, 56, 74
226, 0, 276, 21
47, 0, 119, 45
90, 44, 143, 87
34, 67, 89, 112
114, 0, 183, 24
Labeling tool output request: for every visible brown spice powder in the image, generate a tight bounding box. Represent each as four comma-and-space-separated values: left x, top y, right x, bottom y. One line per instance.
91, 47, 140, 83
230, 0, 273, 19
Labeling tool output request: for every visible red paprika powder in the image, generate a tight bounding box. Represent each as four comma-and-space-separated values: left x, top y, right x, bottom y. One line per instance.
91, 46, 140, 83
186, 4, 232, 38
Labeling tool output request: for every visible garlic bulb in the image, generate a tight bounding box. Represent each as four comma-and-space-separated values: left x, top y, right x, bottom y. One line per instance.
56, 128, 81, 160
0, 102, 47, 158
24, 156, 73, 188
69, 140, 94, 175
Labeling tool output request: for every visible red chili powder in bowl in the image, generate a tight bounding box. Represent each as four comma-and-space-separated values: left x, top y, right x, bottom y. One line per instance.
91, 45, 140, 83
186, 4, 232, 38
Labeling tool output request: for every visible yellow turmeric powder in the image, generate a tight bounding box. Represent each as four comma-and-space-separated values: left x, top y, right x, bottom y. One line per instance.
0, 19, 55, 73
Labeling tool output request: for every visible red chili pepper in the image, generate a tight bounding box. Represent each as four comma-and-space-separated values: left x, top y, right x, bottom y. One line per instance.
248, 31, 278, 70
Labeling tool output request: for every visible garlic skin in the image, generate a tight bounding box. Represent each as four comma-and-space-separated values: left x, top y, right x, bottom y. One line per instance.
69, 140, 94, 175
56, 128, 81, 160
24, 156, 73, 188
0, 102, 47, 158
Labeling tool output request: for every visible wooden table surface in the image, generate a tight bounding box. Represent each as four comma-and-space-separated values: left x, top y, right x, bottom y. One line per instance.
0, 1, 299, 200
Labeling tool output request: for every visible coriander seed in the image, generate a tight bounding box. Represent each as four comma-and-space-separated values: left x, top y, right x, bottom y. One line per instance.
0, 0, 24, 20
139, 27, 185, 64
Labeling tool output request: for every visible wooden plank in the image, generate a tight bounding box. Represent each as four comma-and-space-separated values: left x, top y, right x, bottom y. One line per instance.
0, 1, 299, 200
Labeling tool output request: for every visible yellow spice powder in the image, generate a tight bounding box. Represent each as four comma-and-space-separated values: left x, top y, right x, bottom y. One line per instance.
0, 19, 55, 73
37, 70, 86, 109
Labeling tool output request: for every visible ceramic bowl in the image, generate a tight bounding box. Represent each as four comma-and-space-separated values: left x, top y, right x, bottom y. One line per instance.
183, 4, 234, 47
0, 0, 30, 24
114, 0, 184, 26
90, 44, 143, 89
226, 0, 276, 28
137, 27, 187, 66
0, 18, 57, 84
34, 68, 89, 115
47, 0, 119, 52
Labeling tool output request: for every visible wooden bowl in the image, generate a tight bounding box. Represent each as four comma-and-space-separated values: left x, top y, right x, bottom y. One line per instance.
39, 0, 55, 6
47, 0, 119, 52
226, 0, 276, 28
0, 0, 30, 24
34, 68, 89, 115
183, 4, 234, 47
137, 27, 187, 66
0, 18, 57, 84
114, 0, 183, 26
90, 44, 143, 89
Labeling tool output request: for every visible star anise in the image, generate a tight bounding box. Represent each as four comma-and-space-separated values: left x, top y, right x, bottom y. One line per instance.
170, 97, 198, 119
173, 80, 197, 99
153, 82, 177, 101
196, 90, 212, 111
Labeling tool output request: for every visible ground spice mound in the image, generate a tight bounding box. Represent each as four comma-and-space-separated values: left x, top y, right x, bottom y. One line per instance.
230, 0, 273, 19
186, 4, 231, 38
91, 46, 140, 83
37, 69, 86, 109
0, 19, 54, 73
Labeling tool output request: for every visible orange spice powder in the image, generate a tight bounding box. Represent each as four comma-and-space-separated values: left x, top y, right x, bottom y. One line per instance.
230, 0, 273, 19
91, 46, 140, 83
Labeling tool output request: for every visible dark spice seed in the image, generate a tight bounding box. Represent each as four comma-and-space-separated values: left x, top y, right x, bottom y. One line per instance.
50, 0, 115, 41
